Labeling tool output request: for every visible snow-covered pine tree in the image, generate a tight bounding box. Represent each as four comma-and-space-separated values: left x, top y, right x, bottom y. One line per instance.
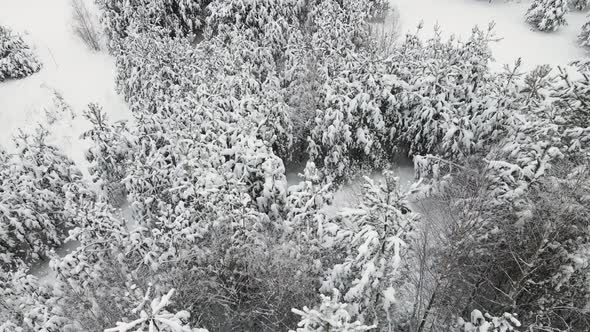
0, 25, 42, 82
380, 24, 501, 161
44, 89, 75, 125
521, 65, 555, 109
96, 0, 209, 49
320, 170, 417, 329
0, 270, 69, 331
457, 310, 521, 332
82, 103, 133, 206
525, 0, 569, 32
286, 161, 333, 234
105, 287, 208, 332
290, 289, 376, 332
570, 0, 590, 10
0, 127, 90, 271
552, 63, 590, 128
579, 16, 590, 48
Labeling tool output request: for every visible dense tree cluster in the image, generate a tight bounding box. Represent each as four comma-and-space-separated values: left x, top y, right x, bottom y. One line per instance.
0, 128, 90, 272
0, 25, 41, 82
2, 0, 590, 331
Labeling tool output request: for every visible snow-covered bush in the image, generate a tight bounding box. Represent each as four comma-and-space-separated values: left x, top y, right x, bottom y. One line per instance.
96, 0, 209, 48
411, 153, 590, 331
0, 128, 90, 271
8, 0, 590, 331
525, 0, 569, 32
82, 103, 133, 206
105, 287, 208, 332
290, 289, 376, 332
457, 310, 521, 332
0, 25, 41, 82
43, 89, 75, 125
570, 0, 590, 10
579, 18, 590, 47
0, 270, 70, 331
551, 63, 590, 128
319, 170, 418, 329
384, 24, 501, 158
521, 64, 556, 109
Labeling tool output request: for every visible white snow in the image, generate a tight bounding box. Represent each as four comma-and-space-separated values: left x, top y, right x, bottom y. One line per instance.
0, 0, 130, 170
287, 159, 415, 217
392, 0, 589, 71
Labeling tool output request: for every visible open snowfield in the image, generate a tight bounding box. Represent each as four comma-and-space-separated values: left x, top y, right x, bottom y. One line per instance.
0, 0, 130, 172
393, 0, 589, 71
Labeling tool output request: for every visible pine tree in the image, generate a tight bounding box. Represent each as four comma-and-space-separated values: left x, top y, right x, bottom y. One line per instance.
0, 127, 90, 271
105, 287, 208, 332
82, 103, 133, 206
96, 0, 209, 49
525, 0, 569, 32
320, 170, 417, 329
457, 310, 521, 332
0, 270, 69, 331
290, 289, 376, 332
0, 25, 42, 81
570, 0, 590, 10
552, 63, 590, 128
579, 16, 590, 48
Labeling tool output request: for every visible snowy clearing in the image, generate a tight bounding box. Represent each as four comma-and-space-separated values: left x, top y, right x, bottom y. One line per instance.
393, 0, 589, 71
0, 0, 130, 171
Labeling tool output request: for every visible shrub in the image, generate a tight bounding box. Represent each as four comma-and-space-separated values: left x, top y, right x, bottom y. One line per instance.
525, 0, 569, 32
0, 128, 90, 271
96, 0, 210, 49
0, 25, 41, 82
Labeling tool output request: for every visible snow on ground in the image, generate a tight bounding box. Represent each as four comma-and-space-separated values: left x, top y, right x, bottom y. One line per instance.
393, 0, 589, 71
287, 157, 415, 217
0, 0, 130, 172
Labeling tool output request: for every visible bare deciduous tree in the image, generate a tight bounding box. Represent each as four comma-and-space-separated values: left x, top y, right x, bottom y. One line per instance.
71, 0, 103, 51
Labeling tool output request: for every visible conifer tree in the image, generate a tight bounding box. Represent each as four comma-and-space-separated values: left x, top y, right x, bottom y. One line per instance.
571, 0, 589, 10
0, 127, 90, 271
0, 25, 41, 81
525, 0, 569, 32
578, 17, 590, 48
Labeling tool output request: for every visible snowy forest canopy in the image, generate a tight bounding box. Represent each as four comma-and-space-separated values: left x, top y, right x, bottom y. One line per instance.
1, 0, 590, 331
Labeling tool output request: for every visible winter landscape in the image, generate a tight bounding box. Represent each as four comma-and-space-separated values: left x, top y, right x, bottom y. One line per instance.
1, 0, 590, 331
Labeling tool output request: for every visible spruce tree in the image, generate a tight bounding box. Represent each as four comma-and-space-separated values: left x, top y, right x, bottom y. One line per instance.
525, 0, 569, 32
0, 25, 42, 82
0, 128, 90, 271
571, 0, 590, 10
579, 17, 590, 48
